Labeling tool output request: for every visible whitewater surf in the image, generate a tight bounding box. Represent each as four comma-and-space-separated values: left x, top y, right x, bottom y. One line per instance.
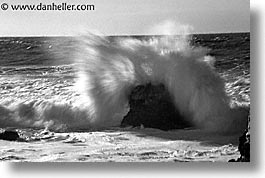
0, 33, 249, 134
74, 33, 249, 133
0, 32, 250, 162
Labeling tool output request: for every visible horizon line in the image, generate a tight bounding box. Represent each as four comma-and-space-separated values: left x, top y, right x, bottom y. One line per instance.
0, 31, 250, 38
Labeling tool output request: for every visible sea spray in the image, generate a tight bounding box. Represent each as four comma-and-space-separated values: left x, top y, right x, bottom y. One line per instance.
0, 23, 249, 133
75, 32, 248, 133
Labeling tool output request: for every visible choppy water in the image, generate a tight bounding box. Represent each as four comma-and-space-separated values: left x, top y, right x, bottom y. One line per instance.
0, 33, 250, 131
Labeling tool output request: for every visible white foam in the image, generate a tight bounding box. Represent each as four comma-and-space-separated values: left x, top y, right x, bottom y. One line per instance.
0, 22, 249, 133
75, 30, 248, 133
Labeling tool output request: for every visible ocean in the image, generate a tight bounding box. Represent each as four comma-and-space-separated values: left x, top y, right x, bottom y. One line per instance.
0, 33, 250, 162
0, 33, 250, 131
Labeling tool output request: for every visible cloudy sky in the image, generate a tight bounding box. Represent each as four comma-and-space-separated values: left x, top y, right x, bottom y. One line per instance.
0, 0, 249, 36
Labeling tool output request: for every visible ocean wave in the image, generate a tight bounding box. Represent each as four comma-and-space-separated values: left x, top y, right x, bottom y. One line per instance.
0, 31, 249, 133
0, 64, 77, 77
74, 33, 248, 133
0, 99, 92, 132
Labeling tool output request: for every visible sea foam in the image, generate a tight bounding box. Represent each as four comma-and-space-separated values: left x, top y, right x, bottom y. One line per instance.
75, 31, 248, 133
0, 23, 249, 133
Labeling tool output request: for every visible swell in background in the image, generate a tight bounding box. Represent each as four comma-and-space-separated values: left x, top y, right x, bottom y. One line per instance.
0, 32, 250, 132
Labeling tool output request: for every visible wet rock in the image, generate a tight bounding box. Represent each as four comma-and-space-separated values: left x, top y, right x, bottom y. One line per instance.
229, 117, 250, 162
237, 129, 250, 162
121, 83, 192, 130
0, 130, 20, 141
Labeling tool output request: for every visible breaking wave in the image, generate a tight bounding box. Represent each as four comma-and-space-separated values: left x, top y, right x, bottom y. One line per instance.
74, 32, 248, 133
0, 23, 249, 133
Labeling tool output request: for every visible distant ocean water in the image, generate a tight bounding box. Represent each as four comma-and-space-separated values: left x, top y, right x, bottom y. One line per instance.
0, 33, 250, 131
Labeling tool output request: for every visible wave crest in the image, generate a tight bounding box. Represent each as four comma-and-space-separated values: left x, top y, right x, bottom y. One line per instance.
75, 33, 248, 133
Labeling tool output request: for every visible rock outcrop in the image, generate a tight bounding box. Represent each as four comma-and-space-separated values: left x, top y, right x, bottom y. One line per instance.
121, 84, 191, 130
0, 130, 20, 141
229, 117, 250, 162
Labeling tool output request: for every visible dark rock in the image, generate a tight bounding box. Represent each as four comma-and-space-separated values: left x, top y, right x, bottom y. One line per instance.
229, 116, 250, 162
121, 83, 192, 130
237, 127, 250, 162
228, 159, 236, 162
0, 130, 20, 141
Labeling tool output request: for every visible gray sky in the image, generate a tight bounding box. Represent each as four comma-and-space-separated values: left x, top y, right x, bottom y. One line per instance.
0, 0, 249, 36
